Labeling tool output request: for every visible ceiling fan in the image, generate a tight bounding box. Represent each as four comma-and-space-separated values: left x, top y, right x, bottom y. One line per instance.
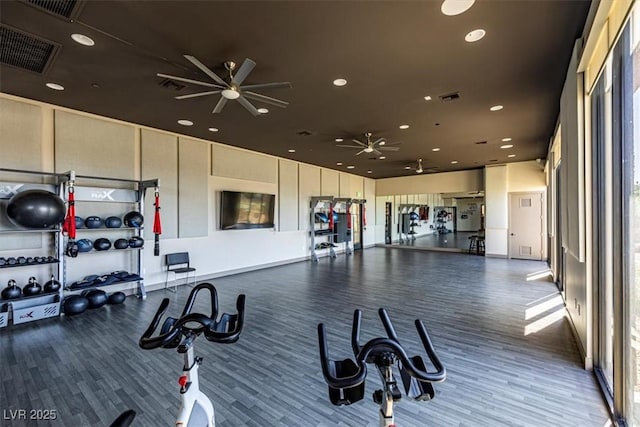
157, 55, 291, 116
336, 132, 400, 156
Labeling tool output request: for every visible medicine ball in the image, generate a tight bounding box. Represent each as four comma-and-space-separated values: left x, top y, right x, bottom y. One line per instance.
0, 258, 5, 266
123, 211, 143, 228
105, 216, 122, 228
85, 289, 108, 309
93, 238, 112, 251
17, 256, 27, 265
44, 275, 61, 293
6, 189, 66, 229
23, 277, 42, 296
63, 295, 89, 316
409, 212, 420, 221
6, 257, 16, 265
75, 216, 84, 229
114, 238, 129, 250
77, 239, 93, 253
128, 236, 144, 248
1, 280, 21, 300
108, 291, 126, 305
85, 216, 103, 229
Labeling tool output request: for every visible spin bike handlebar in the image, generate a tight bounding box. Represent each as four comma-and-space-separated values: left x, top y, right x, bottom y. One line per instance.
139, 282, 246, 350
318, 308, 446, 390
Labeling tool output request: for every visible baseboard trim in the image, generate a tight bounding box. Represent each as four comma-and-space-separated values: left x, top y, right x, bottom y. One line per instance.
485, 253, 508, 259
565, 308, 591, 369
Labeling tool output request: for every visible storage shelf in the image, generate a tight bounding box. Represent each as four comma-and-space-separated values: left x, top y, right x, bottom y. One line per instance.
65, 276, 143, 292
0, 290, 60, 304
0, 259, 59, 269
75, 227, 142, 232
65, 247, 144, 256
0, 228, 61, 234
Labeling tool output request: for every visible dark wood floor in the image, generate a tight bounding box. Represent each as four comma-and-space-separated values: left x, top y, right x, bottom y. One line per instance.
0, 248, 609, 426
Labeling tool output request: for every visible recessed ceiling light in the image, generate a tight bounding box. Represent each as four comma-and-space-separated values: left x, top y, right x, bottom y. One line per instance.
501, 137, 512, 142
379, 156, 386, 160
399, 124, 409, 130
336, 162, 343, 166
335, 138, 344, 142
71, 33, 95, 46
367, 170, 372, 174
221, 88, 240, 99
451, 160, 458, 164
432, 148, 441, 152
333, 78, 347, 87
424, 95, 432, 101
465, 29, 486, 43
500, 144, 514, 149
490, 105, 503, 111
257, 108, 269, 114
177, 119, 193, 126
288, 149, 296, 153
404, 166, 412, 170
441, 0, 475, 16
508, 154, 516, 158
346, 165, 355, 169
208, 127, 219, 132
45, 83, 64, 91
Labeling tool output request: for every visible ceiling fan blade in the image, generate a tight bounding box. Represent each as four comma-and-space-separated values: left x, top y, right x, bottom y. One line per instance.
243, 91, 289, 108
336, 144, 364, 148
237, 95, 261, 116
372, 138, 385, 145
351, 139, 367, 147
356, 149, 366, 156
373, 148, 382, 156
232, 58, 256, 86
175, 90, 222, 100
240, 82, 292, 90
157, 73, 224, 88
184, 55, 229, 87
378, 147, 400, 151
212, 96, 228, 114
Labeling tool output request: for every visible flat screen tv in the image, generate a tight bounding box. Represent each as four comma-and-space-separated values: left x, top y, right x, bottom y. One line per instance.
220, 191, 275, 230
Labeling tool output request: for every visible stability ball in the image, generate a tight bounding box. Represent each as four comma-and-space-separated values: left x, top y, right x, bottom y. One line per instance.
63, 295, 89, 316
6, 190, 65, 229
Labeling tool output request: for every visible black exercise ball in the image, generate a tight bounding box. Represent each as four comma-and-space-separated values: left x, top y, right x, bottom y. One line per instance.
1, 280, 21, 300
85, 289, 108, 309
128, 236, 144, 248
23, 277, 42, 296
77, 239, 93, 252
108, 292, 126, 305
63, 295, 89, 316
85, 216, 103, 229
6, 189, 65, 229
123, 211, 143, 228
0, 257, 5, 266
105, 216, 122, 228
93, 238, 112, 251
44, 275, 61, 293
114, 238, 129, 250
75, 216, 84, 229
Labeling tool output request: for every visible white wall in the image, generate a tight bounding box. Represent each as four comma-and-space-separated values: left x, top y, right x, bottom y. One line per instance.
484, 165, 509, 256
455, 198, 483, 231
376, 169, 483, 195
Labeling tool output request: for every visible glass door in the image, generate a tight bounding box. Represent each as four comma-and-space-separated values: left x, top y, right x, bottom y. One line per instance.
351, 202, 362, 250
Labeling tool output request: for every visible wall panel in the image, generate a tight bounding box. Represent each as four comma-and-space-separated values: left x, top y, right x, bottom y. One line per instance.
320, 169, 339, 196
278, 159, 298, 231
298, 164, 321, 231
0, 98, 43, 171
211, 144, 277, 183
178, 137, 209, 237
141, 129, 178, 239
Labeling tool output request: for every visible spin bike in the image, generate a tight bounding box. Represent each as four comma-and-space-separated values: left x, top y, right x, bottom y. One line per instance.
139, 282, 246, 427
318, 308, 446, 427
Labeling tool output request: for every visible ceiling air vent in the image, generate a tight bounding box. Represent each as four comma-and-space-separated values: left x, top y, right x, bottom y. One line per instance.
439, 92, 460, 102
0, 25, 57, 73
296, 130, 314, 137
475, 141, 487, 145
26, 0, 78, 18
158, 78, 186, 91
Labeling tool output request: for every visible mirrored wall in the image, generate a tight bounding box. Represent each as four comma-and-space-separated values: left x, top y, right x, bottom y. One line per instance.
375, 192, 485, 253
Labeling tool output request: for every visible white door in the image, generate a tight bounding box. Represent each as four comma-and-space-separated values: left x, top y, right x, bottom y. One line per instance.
509, 192, 544, 260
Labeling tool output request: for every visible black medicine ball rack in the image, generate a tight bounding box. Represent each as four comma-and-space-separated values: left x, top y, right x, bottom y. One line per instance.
310, 196, 354, 262
62, 171, 158, 301
397, 204, 419, 244
0, 167, 69, 328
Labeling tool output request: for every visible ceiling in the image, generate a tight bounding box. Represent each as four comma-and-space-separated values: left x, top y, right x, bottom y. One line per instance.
0, 0, 591, 178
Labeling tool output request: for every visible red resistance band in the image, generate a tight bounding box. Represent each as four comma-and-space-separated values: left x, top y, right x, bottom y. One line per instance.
62, 187, 76, 239
328, 203, 334, 229
346, 205, 352, 229
363, 206, 367, 227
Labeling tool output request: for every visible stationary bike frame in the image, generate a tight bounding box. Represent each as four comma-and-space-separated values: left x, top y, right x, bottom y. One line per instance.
139, 282, 245, 427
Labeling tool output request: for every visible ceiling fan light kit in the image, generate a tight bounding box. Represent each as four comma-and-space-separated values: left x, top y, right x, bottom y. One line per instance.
158, 55, 291, 116
336, 132, 401, 156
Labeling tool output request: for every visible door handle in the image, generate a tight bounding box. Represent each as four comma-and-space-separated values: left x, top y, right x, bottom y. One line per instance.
510, 233, 515, 236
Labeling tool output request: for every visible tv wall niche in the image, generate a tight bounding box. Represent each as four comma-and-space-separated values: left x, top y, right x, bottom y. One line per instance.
220, 191, 275, 230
